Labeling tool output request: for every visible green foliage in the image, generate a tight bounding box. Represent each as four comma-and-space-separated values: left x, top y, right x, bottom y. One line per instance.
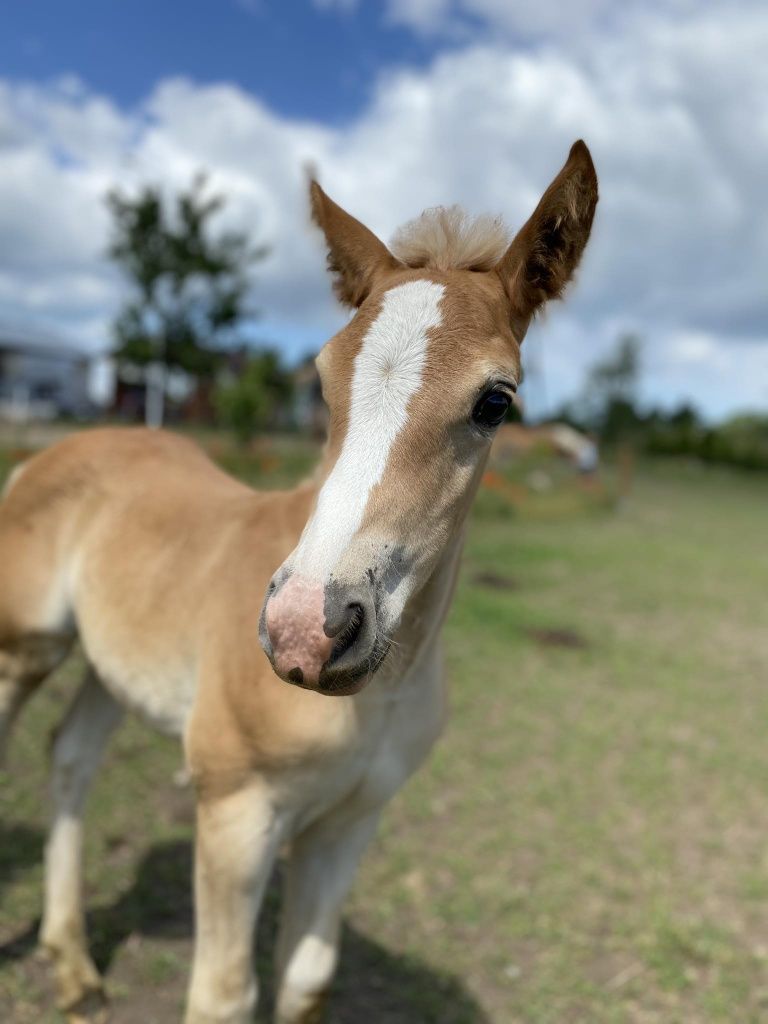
588, 333, 640, 402
214, 350, 293, 444
567, 333, 644, 444
107, 174, 267, 378
571, 332, 768, 472
647, 410, 768, 470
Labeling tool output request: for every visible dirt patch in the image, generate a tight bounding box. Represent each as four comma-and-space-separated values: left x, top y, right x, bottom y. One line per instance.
471, 571, 520, 591
526, 626, 589, 649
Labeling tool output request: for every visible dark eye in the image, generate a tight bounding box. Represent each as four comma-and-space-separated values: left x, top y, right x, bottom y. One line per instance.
472, 389, 511, 429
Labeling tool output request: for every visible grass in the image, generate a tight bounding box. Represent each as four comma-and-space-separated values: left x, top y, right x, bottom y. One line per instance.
1, 436, 768, 1022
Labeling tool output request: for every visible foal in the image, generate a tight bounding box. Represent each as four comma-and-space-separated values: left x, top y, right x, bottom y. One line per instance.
0, 141, 597, 1023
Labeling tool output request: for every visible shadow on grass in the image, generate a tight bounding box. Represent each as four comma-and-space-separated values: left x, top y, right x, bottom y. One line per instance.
328, 924, 490, 1024
0, 822, 45, 892
1, 837, 489, 1024
0, 822, 46, 966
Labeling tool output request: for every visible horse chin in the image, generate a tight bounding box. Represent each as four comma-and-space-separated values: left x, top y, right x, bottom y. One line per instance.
313, 636, 392, 697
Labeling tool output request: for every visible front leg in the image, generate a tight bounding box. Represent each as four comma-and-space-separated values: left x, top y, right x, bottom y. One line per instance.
40, 668, 123, 1021
274, 805, 381, 1024
275, 646, 446, 1024
186, 782, 286, 1024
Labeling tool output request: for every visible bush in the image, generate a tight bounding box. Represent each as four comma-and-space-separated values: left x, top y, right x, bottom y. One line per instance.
646, 412, 768, 470
215, 350, 293, 445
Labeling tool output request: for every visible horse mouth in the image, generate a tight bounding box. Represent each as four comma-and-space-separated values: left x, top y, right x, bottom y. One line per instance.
283, 635, 392, 697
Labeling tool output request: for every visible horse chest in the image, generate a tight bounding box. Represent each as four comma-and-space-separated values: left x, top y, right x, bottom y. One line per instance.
282, 656, 446, 833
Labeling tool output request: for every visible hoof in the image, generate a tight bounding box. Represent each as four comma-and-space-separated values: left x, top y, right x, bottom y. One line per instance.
276, 987, 330, 1024
63, 985, 110, 1024
40, 942, 108, 1023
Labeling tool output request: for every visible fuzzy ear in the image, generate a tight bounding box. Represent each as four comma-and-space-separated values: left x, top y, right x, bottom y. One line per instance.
309, 178, 402, 308
495, 140, 598, 335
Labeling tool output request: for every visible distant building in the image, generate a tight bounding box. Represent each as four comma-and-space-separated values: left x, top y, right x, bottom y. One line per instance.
0, 327, 92, 422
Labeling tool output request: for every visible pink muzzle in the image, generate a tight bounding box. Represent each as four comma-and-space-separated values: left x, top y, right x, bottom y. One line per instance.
264, 577, 334, 687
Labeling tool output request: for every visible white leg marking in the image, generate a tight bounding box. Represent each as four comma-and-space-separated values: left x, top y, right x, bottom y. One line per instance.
294, 279, 445, 581
275, 808, 382, 1024
40, 669, 124, 1009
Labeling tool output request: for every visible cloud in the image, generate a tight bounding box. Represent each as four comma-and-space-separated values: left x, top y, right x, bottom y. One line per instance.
0, 2, 766, 417
321, 0, 759, 43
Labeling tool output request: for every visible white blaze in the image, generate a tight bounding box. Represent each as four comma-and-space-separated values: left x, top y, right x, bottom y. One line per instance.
294, 279, 445, 581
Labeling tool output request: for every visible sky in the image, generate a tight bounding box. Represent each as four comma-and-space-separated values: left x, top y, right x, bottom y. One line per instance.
0, 0, 766, 419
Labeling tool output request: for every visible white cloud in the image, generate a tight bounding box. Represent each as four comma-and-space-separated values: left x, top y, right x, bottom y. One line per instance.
317, 0, 620, 35
385, 0, 452, 34
326, 0, 754, 42
0, 3, 766, 418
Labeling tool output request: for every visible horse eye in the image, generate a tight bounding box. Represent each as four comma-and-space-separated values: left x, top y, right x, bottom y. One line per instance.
472, 389, 511, 429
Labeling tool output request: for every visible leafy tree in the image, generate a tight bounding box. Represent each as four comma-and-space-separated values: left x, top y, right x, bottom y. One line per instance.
580, 333, 642, 442
107, 174, 267, 425
215, 349, 293, 445
668, 403, 700, 431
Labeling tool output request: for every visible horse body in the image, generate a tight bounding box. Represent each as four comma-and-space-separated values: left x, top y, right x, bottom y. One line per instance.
0, 426, 451, 1023
0, 140, 598, 1023
1, 423, 451, 767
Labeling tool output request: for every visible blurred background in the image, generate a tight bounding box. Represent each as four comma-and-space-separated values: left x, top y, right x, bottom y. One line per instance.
1, 2, 767, 1023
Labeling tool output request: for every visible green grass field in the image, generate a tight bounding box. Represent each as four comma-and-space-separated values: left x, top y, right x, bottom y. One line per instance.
1, 438, 767, 1023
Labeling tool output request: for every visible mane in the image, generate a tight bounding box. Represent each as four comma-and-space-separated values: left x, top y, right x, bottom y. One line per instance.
390, 205, 510, 272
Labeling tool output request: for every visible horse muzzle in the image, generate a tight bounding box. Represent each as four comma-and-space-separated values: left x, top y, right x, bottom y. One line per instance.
259, 574, 388, 695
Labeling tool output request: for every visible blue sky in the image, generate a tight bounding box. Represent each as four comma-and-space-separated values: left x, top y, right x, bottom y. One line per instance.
0, 0, 767, 418
1, 0, 442, 122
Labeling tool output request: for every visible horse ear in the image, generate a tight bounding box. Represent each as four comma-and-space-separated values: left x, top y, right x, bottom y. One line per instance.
308, 178, 402, 308
495, 140, 598, 335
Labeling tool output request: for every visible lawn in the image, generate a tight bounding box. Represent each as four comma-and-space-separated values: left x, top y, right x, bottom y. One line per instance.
1, 436, 767, 1023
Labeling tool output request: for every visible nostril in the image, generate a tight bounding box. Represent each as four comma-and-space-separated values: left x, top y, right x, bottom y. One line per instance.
332, 603, 365, 660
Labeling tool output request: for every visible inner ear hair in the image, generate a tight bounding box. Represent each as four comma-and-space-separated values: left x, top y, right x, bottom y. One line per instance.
496, 140, 598, 331
308, 178, 402, 308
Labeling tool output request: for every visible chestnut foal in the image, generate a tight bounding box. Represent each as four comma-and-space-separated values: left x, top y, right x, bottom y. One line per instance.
0, 141, 597, 1023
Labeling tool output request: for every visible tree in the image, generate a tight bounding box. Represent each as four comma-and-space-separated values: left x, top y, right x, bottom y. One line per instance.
215, 349, 294, 446
580, 333, 642, 442
107, 174, 267, 426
